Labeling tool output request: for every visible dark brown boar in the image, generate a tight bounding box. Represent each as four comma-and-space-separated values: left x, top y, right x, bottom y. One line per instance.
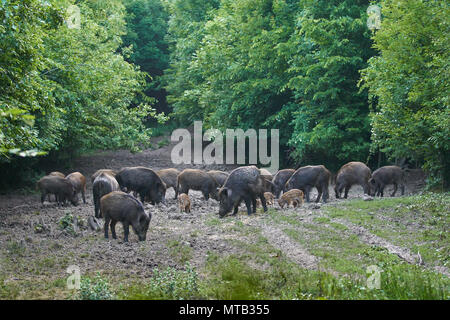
157, 168, 180, 199
217, 166, 269, 217
37, 176, 79, 206
101, 191, 150, 242
115, 167, 166, 204
45, 172, 65, 201
369, 165, 405, 197
177, 169, 220, 200
93, 172, 120, 218
334, 161, 371, 199
91, 169, 117, 183
66, 172, 87, 204
272, 169, 295, 198
285, 165, 331, 203
49, 171, 65, 178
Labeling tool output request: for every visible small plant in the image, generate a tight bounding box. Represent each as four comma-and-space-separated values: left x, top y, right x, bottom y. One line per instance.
79, 274, 115, 300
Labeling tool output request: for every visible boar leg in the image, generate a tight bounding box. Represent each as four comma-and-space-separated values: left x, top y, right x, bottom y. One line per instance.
315, 185, 322, 203
400, 184, 405, 196
41, 193, 46, 204
391, 183, 397, 197
122, 222, 129, 242
104, 217, 110, 239
82, 188, 86, 204
260, 194, 267, 212
110, 220, 118, 239
344, 185, 351, 199
304, 186, 312, 202
252, 198, 257, 213
244, 197, 252, 216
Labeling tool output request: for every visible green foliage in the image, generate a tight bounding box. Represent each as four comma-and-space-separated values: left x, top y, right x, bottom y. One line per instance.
122, 0, 170, 114
163, 0, 375, 170
361, 0, 450, 188
120, 263, 199, 300
79, 273, 115, 300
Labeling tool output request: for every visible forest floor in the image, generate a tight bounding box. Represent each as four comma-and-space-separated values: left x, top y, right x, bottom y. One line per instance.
0, 134, 448, 299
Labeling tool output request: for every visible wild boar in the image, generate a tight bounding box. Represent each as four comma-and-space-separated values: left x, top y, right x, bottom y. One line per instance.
177, 169, 220, 200
93, 172, 120, 218
49, 171, 65, 178
272, 169, 295, 198
334, 161, 372, 199
45, 172, 65, 201
207, 170, 230, 200
101, 191, 150, 242
115, 167, 166, 204
264, 192, 275, 206
178, 193, 191, 213
217, 166, 269, 217
66, 172, 87, 204
91, 169, 117, 183
369, 165, 405, 197
156, 168, 180, 199
37, 176, 79, 206
285, 165, 331, 203
278, 189, 304, 209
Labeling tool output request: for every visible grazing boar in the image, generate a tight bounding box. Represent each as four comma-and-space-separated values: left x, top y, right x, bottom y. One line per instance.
115, 167, 166, 204
177, 169, 220, 200
91, 169, 117, 183
207, 170, 230, 200
66, 172, 87, 204
264, 192, 275, 206
156, 168, 180, 199
334, 162, 371, 199
93, 172, 120, 218
369, 165, 405, 197
37, 176, 79, 206
278, 189, 304, 209
285, 165, 331, 203
217, 166, 269, 217
178, 193, 191, 213
272, 169, 295, 198
101, 191, 150, 242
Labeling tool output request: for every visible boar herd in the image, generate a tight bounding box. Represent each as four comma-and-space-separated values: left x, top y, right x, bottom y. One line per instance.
36, 162, 406, 242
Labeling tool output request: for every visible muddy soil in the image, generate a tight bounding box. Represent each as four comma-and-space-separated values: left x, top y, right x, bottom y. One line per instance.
0, 135, 430, 296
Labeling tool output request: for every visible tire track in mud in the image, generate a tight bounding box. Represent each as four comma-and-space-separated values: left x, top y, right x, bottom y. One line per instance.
329, 217, 450, 277
246, 217, 319, 270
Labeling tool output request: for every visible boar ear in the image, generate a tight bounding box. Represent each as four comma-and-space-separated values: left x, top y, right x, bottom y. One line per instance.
220, 187, 231, 197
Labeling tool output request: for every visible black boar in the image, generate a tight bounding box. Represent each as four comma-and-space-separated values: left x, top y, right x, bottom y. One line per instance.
207, 170, 230, 200
177, 169, 220, 200
334, 161, 371, 199
101, 191, 150, 242
66, 172, 87, 204
272, 169, 295, 198
37, 176, 79, 206
285, 165, 331, 203
91, 169, 117, 183
217, 166, 269, 217
157, 168, 180, 199
115, 166, 166, 204
369, 165, 405, 197
93, 172, 120, 218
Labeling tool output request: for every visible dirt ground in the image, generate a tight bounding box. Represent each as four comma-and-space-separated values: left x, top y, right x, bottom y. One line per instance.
0, 135, 439, 299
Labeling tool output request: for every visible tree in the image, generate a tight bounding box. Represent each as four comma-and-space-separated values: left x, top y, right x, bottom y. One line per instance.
361, 0, 450, 188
